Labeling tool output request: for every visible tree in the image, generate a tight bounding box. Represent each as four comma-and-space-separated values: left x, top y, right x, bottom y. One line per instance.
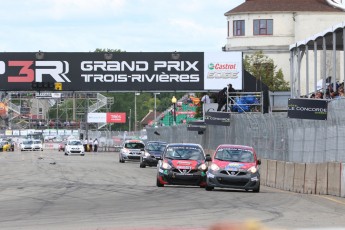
243, 51, 290, 91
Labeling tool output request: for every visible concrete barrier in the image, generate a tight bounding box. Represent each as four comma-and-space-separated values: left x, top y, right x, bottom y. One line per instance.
283, 162, 294, 191
260, 159, 268, 186
327, 162, 341, 196
293, 163, 305, 193
266, 160, 277, 187
316, 163, 328, 195
275, 161, 285, 189
304, 163, 317, 194
340, 163, 345, 197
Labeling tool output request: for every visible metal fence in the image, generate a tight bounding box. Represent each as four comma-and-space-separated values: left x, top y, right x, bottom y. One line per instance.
147, 98, 345, 163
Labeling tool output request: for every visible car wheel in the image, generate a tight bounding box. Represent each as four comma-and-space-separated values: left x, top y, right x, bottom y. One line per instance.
81, 154, 85, 156
64, 152, 68, 156
140, 162, 146, 168
205, 186, 214, 191
253, 184, 260, 193
156, 177, 164, 187
119, 157, 124, 163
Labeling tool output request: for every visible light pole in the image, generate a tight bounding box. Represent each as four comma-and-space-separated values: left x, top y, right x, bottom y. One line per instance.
128, 108, 131, 132
171, 96, 177, 125
154, 92, 160, 126
134, 92, 140, 132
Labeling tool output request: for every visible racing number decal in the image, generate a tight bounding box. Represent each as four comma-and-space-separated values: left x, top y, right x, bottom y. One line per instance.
8, 61, 34, 82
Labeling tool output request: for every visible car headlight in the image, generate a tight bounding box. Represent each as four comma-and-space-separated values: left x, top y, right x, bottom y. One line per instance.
247, 166, 257, 173
144, 151, 150, 157
161, 162, 171, 170
210, 163, 220, 171
198, 163, 207, 171
122, 149, 130, 154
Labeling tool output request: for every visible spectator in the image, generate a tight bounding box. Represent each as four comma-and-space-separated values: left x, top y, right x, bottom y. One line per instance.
93, 138, 99, 152
88, 138, 93, 152
217, 87, 227, 111
335, 85, 345, 98
201, 93, 210, 104
83, 138, 88, 152
315, 91, 324, 99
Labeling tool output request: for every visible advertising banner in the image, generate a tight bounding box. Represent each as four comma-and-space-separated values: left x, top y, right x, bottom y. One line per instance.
0, 52, 204, 91
35, 92, 61, 99
87, 113, 107, 123
204, 52, 243, 90
106, 112, 126, 123
88, 112, 126, 123
187, 121, 206, 132
287, 98, 328, 120
205, 111, 231, 126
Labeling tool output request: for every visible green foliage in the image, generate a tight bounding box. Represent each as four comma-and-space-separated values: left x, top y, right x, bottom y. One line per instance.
194, 92, 203, 119
243, 51, 290, 91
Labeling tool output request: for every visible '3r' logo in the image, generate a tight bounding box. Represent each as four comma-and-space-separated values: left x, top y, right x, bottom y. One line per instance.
0, 61, 70, 82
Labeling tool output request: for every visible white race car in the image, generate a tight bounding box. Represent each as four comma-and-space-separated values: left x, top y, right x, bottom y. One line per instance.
64, 140, 85, 156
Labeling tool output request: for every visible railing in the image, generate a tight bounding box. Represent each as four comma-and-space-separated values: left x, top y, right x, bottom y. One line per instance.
88, 93, 107, 113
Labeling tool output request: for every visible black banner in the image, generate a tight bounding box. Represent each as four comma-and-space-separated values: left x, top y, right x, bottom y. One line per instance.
205, 111, 231, 126
187, 121, 206, 132
287, 98, 328, 120
0, 52, 204, 91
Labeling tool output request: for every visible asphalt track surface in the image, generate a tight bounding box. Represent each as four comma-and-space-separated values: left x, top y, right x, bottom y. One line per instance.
0, 150, 345, 230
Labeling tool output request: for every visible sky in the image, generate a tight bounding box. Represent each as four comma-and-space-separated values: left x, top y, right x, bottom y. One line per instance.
0, 0, 245, 53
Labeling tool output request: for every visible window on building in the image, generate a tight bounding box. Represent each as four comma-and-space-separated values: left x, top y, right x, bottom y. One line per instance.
253, 19, 273, 35
233, 20, 245, 36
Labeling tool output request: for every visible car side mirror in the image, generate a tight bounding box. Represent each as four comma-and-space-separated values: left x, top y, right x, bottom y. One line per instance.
205, 154, 212, 162
257, 159, 261, 165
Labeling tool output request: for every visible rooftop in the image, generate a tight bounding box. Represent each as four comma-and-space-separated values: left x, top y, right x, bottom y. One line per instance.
225, 0, 344, 15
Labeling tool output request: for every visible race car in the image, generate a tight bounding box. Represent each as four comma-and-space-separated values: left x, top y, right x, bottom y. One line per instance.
119, 139, 145, 163
156, 143, 211, 187
139, 141, 167, 168
205, 144, 261, 192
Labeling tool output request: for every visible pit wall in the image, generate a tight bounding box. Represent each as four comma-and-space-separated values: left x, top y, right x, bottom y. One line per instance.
260, 159, 345, 197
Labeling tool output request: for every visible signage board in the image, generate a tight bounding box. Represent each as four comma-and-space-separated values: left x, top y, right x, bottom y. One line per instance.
287, 98, 328, 120
205, 111, 231, 126
106, 112, 126, 123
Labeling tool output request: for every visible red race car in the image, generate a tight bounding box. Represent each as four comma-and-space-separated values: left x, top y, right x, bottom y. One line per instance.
205, 144, 261, 192
58, 141, 66, 152
156, 143, 211, 187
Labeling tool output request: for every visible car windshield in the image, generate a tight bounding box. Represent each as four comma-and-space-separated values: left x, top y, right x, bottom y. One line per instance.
147, 142, 166, 151
125, 142, 145, 149
69, 140, 82, 145
214, 148, 254, 162
165, 146, 204, 160
34, 140, 41, 144
23, 140, 33, 144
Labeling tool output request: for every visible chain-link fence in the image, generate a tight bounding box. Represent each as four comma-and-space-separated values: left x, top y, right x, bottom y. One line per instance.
147, 98, 345, 163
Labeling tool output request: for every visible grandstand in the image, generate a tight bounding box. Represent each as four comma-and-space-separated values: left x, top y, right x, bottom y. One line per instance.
158, 95, 199, 126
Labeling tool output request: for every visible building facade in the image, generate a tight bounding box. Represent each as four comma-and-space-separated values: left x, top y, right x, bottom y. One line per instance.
224, 0, 345, 94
